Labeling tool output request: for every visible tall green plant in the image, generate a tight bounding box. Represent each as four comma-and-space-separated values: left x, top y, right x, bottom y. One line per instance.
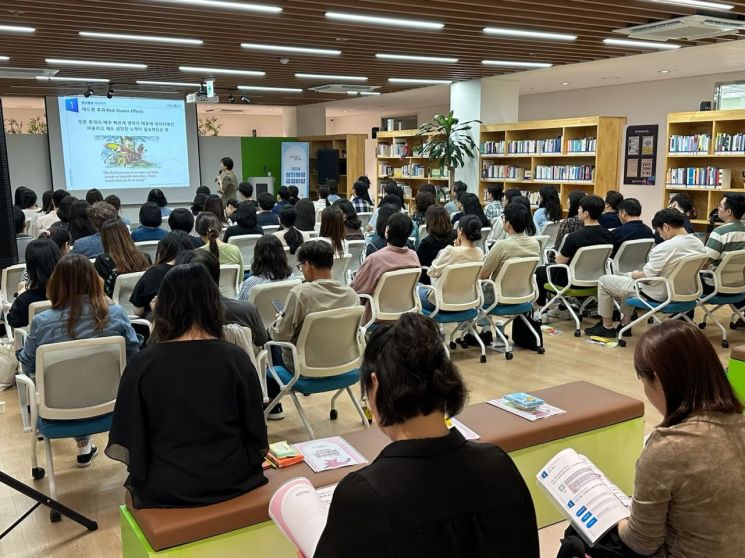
417, 111, 481, 187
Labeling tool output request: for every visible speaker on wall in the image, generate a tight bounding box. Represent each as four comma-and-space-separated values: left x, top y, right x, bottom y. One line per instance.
317, 149, 340, 183
371, 127, 379, 139
0, 99, 19, 268
700, 101, 712, 111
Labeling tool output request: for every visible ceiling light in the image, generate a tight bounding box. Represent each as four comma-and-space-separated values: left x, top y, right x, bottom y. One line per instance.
79, 31, 203, 45
603, 38, 681, 50
148, 0, 281, 13
179, 65, 265, 76
659, 69, 670, 74
483, 27, 576, 41
646, 0, 733, 10
0, 56, 9, 62
136, 80, 201, 87
561, 82, 570, 86
46, 58, 147, 69
36, 76, 111, 83
359, 91, 381, 96
388, 78, 452, 85
84, 86, 95, 98
240, 95, 250, 103
375, 53, 458, 63
238, 85, 303, 93
482, 60, 553, 68
107, 86, 114, 99
295, 73, 367, 81
240, 43, 341, 56
325, 11, 443, 30
0, 25, 35, 34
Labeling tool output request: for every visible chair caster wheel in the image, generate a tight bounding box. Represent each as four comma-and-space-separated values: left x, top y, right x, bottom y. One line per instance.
698, 322, 706, 329
618, 339, 627, 348
479, 355, 487, 363
731, 322, 738, 330
50, 510, 61, 523
574, 330, 581, 338
536, 347, 545, 355
449, 342, 457, 350
505, 352, 513, 361
722, 340, 730, 349
31, 467, 45, 480
329, 409, 338, 420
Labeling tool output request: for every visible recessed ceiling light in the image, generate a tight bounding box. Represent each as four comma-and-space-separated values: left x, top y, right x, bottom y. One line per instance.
0, 25, 35, 34
137, 80, 202, 87
603, 38, 681, 50
295, 73, 367, 81
482, 60, 553, 68
483, 27, 576, 41
375, 53, 458, 63
0, 56, 9, 62
237, 85, 303, 93
36, 76, 110, 83
388, 78, 452, 85
359, 91, 382, 96
46, 58, 147, 69
79, 31, 203, 45
561, 82, 570, 86
325, 11, 443, 30
646, 0, 733, 10
148, 0, 281, 13
659, 69, 670, 74
179, 65, 265, 76
240, 42, 341, 55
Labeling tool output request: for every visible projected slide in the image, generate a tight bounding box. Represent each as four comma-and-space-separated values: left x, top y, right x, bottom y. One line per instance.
57, 97, 190, 190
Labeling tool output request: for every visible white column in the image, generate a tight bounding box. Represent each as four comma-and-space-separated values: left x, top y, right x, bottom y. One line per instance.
296, 105, 327, 136
281, 106, 297, 137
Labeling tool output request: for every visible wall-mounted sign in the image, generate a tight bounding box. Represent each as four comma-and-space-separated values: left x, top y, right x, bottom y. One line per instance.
624, 125, 658, 185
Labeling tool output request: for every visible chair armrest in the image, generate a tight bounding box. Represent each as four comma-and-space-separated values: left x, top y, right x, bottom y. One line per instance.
479, 279, 499, 313
255, 349, 269, 402
418, 284, 439, 317
130, 318, 152, 330
13, 327, 28, 351
633, 277, 672, 306
545, 263, 570, 293
264, 340, 301, 391
358, 294, 376, 329
15, 373, 37, 427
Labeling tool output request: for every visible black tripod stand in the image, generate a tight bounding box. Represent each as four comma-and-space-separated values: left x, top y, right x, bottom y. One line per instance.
0, 470, 97, 539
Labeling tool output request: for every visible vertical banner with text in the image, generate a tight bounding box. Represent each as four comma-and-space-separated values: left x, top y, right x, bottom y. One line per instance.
281, 142, 310, 198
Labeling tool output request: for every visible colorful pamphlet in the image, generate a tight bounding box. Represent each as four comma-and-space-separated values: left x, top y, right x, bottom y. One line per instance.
488, 398, 566, 421
293, 436, 367, 473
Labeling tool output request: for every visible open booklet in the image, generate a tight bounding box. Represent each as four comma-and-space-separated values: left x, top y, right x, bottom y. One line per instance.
537, 448, 632, 546
268, 477, 337, 558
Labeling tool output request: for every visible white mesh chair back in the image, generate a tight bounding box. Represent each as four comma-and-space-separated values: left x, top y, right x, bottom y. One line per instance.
346, 240, 366, 277
28, 300, 52, 321
36, 336, 125, 421
614, 239, 655, 274
134, 241, 159, 263
569, 244, 613, 286
331, 254, 352, 284
476, 227, 492, 253
227, 234, 262, 267
492, 257, 539, 305
371, 268, 422, 320
534, 235, 550, 265
418, 224, 429, 246
111, 271, 146, 317
713, 249, 745, 293
284, 247, 300, 277
358, 212, 373, 231
1, 264, 26, 306
295, 306, 364, 377
306, 231, 319, 239
668, 254, 708, 301
222, 324, 260, 370
262, 225, 280, 235
540, 221, 561, 248
219, 264, 240, 299
434, 262, 484, 312
247, 279, 302, 330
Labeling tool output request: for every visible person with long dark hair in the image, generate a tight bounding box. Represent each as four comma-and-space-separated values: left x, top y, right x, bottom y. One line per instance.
196, 212, 244, 278
191, 193, 208, 217
237, 235, 292, 301
453, 192, 490, 228
334, 199, 364, 241
598, 190, 624, 230
204, 194, 228, 226
28, 190, 53, 237
533, 186, 562, 232
294, 198, 316, 232
67, 200, 96, 244
274, 207, 307, 254
552, 190, 586, 256
319, 205, 348, 256
351, 180, 373, 213
223, 201, 263, 243
95, 219, 151, 297
7, 239, 60, 328
106, 263, 268, 508
287, 185, 300, 206
411, 191, 436, 231
147, 188, 171, 217
71, 201, 118, 258
417, 205, 456, 281
315, 313, 538, 557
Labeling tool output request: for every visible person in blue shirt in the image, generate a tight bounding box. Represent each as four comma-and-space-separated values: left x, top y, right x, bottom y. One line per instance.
444, 181, 468, 215
71, 201, 118, 258
256, 192, 280, 227
272, 186, 292, 215
17, 253, 140, 467
326, 179, 342, 204
610, 198, 654, 257
131, 202, 167, 242
148, 189, 171, 218
533, 186, 562, 233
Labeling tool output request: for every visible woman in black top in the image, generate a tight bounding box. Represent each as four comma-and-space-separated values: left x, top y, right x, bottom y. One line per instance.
452, 192, 491, 228
417, 205, 455, 284
315, 313, 538, 558
7, 239, 59, 328
294, 198, 316, 232
67, 199, 96, 243
365, 203, 399, 257
223, 201, 263, 243
106, 263, 268, 508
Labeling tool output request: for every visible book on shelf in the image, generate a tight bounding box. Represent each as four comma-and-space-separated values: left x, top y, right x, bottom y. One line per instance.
535, 165, 594, 182
566, 137, 597, 153
507, 137, 562, 155
480, 140, 506, 155
669, 133, 711, 154
377, 141, 409, 158
537, 448, 631, 546
482, 164, 525, 180
715, 132, 745, 154
666, 167, 729, 188
377, 163, 393, 176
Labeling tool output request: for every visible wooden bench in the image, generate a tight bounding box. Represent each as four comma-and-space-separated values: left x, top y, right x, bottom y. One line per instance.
120, 381, 645, 557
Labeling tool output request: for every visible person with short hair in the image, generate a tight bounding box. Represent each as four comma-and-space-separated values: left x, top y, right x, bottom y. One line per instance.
106, 262, 268, 508
224, 199, 239, 223
238, 181, 254, 204
367, 203, 402, 257
7, 239, 60, 328
19, 188, 39, 228
367, 182, 405, 232
196, 185, 211, 196
217, 156, 237, 203
610, 198, 654, 257
34, 189, 69, 234
586, 208, 705, 338
411, 191, 436, 231
105, 194, 130, 226
314, 313, 539, 558
488, 188, 532, 242
272, 186, 292, 215
94, 219, 151, 297
256, 192, 280, 227
196, 212, 244, 278
484, 184, 504, 224
14, 206, 33, 262
326, 179, 341, 204
147, 189, 170, 218
656, 193, 695, 242
444, 181, 468, 214
351, 180, 373, 214
237, 235, 292, 301
168, 208, 203, 248
705, 193, 745, 272
614, 321, 745, 557
131, 202, 167, 242
223, 201, 263, 243
85, 188, 104, 205
72, 201, 118, 258
481, 203, 541, 283
598, 190, 624, 229
191, 193, 208, 217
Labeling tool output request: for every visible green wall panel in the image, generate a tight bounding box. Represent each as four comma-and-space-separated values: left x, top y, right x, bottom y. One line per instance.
240, 137, 296, 192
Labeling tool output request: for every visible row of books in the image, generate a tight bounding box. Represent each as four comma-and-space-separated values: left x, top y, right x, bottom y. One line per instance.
480, 141, 506, 155
378, 163, 394, 176
535, 165, 594, 182
508, 137, 562, 154
666, 167, 727, 187
480, 137, 596, 156
566, 137, 597, 153
377, 142, 409, 157
669, 134, 711, 154
481, 165, 525, 180
715, 132, 745, 154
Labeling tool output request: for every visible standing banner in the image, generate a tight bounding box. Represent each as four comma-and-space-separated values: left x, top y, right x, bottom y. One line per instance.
624, 125, 658, 186
281, 141, 310, 198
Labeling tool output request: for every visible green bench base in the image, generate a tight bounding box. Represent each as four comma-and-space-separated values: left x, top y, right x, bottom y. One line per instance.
728, 357, 745, 403
121, 416, 644, 557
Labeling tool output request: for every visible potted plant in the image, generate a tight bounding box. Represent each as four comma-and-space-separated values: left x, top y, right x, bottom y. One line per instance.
416, 111, 481, 188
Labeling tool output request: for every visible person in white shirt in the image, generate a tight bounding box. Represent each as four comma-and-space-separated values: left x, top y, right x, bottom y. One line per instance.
585, 208, 706, 338
33, 189, 69, 235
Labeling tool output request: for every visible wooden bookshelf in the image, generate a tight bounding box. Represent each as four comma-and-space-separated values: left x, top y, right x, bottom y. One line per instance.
664, 109, 745, 231
478, 116, 626, 211
297, 134, 366, 199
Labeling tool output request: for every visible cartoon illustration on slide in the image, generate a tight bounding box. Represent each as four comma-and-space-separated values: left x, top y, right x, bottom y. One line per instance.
99, 136, 159, 168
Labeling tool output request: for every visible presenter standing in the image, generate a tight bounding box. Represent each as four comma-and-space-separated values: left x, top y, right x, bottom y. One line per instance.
217, 157, 237, 204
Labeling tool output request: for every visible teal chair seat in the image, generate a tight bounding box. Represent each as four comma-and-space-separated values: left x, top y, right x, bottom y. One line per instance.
272, 366, 360, 395
483, 302, 534, 316
707, 293, 745, 306
422, 307, 479, 323
37, 413, 113, 440
625, 297, 697, 314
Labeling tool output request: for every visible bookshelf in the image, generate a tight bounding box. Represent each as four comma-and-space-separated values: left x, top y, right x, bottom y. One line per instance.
664, 109, 745, 230
478, 116, 626, 211
297, 134, 366, 199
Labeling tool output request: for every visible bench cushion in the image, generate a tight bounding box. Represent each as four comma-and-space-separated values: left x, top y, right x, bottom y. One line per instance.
732, 345, 745, 362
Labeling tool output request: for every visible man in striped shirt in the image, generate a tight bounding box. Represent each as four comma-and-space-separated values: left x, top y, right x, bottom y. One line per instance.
704, 193, 745, 293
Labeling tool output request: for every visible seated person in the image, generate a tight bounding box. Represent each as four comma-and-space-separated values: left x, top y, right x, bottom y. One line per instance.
72, 201, 118, 258
326, 179, 341, 204
272, 186, 292, 215
484, 184, 504, 224
237, 181, 255, 205
417, 205, 456, 284
223, 201, 263, 243
168, 208, 203, 248
196, 213, 244, 278
351, 180, 373, 214
7, 239, 60, 328
443, 180, 468, 215
655, 193, 695, 242
85, 188, 104, 205
586, 208, 705, 338
534, 195, 613, 306
191, 193, 207, 217
224, 198, 239, 223
319, 205, 349, 256
314, 185, 331, 214
105, 194, 130, 226
131, 202, 167, 242
14, 207, 32, 263
256, 192, 280, 227
273, 207, 309, 252
106, 263, 268, 508
237, 235, 293, 301
367, 197, 403, 256
488, 188, 529, 242
367, 183, 405, 232
549, 190, 585, 264
532, 186, 562, 233
334, 199, 365, 241
148, 188, 171, 218
704, 193, 745, 292
95, 219, 151, 297
315, 313, 539, 557
130, 231, 194, 319
610, 198, 654, 257
452, 193, 491, 229
598, 190, 623, 230
411, 191, 436, 232
616, 322, 745, 556
294, 198, 317, 232
18, 254, 140, 467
